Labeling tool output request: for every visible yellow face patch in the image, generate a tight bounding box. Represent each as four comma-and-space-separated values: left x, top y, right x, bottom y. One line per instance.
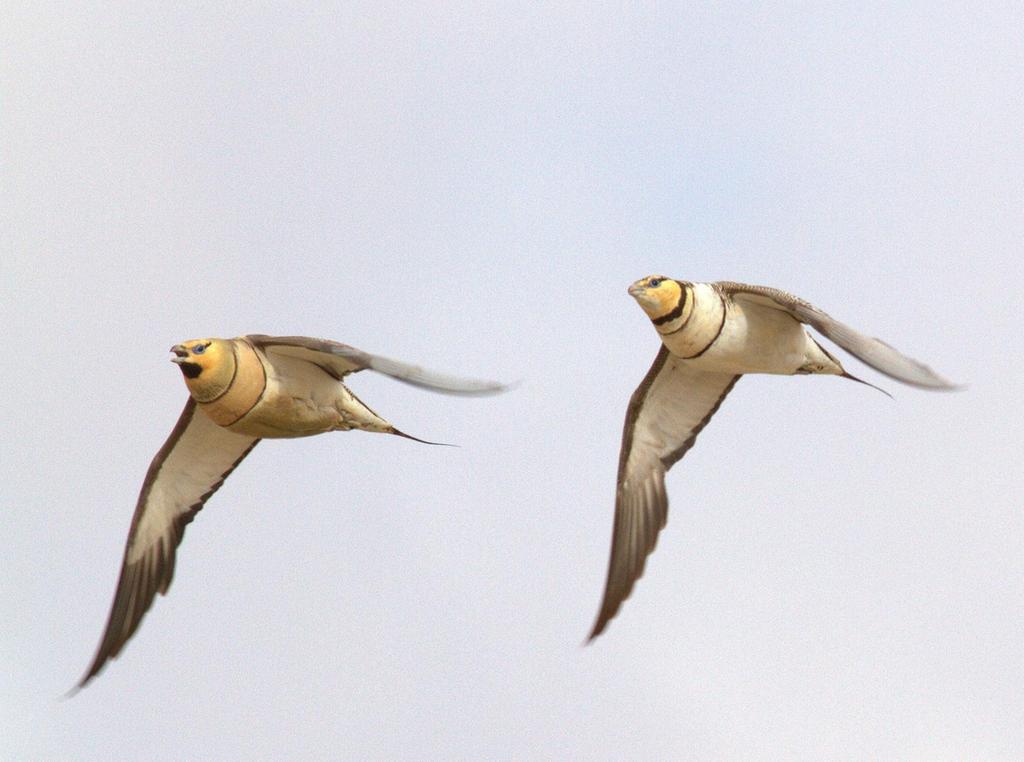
173, 338, 237, 402
628, 275, 683, 321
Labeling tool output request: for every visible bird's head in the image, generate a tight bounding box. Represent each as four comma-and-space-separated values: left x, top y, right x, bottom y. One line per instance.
627, 275, 684, 321
170, 338, 236, 402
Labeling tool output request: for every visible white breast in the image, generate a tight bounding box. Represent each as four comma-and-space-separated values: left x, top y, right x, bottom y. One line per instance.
675, 292, 820, 375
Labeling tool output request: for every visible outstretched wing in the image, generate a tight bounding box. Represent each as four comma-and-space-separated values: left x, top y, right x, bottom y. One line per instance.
589, 347, 740, 641
77, 399, 260, 689
247, 335, 507, 396
717, 282, 960, 389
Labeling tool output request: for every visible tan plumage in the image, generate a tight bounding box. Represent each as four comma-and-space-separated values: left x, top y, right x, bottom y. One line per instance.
588, 277, 960, 641
75, 335, 505, 690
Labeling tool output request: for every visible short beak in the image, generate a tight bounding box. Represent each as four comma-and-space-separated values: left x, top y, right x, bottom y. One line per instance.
627, 283, 645, 298
170, 344, 189, 363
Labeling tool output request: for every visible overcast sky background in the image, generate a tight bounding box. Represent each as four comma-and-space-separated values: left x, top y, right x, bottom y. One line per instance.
3, 3, 1022, 759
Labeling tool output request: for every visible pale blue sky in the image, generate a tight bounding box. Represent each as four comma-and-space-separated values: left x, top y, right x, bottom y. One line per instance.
3, 3, 1022, 759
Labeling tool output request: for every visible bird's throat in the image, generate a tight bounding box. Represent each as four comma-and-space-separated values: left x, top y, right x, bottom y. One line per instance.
178, 362, 203, 379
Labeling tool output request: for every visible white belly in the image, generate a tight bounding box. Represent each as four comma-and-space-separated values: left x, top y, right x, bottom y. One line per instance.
681, 301, 831, 375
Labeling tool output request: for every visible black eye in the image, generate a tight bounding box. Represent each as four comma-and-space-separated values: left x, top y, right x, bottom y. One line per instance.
193, 344, 206, 355
648, 278, 662, 288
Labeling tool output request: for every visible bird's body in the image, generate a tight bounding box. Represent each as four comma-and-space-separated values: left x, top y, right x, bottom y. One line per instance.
76, 334, 504, 690
184, 336, 393, 438
589, 276, 959, 641
651, 281, 841, 376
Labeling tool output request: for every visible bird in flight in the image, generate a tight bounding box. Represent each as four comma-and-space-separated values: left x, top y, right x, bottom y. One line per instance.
588, 277, 959, 641
75, 334, 505, 690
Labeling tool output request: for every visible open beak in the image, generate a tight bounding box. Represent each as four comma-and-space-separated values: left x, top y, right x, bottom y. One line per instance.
170, 344, 189, 364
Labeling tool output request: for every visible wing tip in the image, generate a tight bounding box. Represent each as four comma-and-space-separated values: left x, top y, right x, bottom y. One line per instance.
63, 682, 85, 700
368, 356, 512, 397
929, 378, 967, 392
899, 373, 966, 392
417, 375, 513, 397
68, 654, 108, 696
444, 379, 513, 397
585, 615, 613, 644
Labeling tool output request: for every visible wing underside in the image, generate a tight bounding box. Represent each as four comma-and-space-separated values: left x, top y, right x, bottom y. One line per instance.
77, 399, 259, 689
589, 347, 740, 640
